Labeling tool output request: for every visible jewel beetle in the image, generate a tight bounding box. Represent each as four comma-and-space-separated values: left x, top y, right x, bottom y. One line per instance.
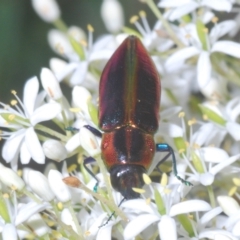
84, 35, 192, 201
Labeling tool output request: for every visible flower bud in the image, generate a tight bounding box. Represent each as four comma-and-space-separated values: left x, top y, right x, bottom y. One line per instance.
48, 170, 71, 202
31, 0, 60, 22
40, 68, 63, 100
0, 164, 25, 191
43, 139, 67, 162
101, 0, 124, 33
24, 169, 55, 201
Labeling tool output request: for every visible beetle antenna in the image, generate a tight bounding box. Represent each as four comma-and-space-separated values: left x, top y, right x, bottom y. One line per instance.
99, 197, 126, 228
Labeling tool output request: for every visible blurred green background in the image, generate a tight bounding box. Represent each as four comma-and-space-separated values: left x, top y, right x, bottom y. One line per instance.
0, 0, 155, 103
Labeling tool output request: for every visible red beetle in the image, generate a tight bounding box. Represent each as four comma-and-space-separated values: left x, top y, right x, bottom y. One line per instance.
83, 35, 191, 201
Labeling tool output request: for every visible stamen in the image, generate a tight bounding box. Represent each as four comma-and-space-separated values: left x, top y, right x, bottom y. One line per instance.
132, 187, 145, 194
10, 100, 18, 106
129, 15, 146, 36
8, 114, 16, 121
139, 10, 151, 34
69, 107, 81, 113
228, 186, 237, 196
68, 164, 77, 172
11, 90, 17, 95
143, 173, 152, 185
87, 24, 94, 50
211, 16, 219, 23
178, 112, 185, 118
233, 178, 240, 186
57, 202, 63, 210
160, 172, 168, 186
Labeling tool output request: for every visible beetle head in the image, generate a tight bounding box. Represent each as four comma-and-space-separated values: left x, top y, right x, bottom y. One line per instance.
109, 165, 146, 199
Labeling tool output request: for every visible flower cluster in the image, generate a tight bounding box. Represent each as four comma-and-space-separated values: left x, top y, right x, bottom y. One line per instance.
1, 0, 240, 239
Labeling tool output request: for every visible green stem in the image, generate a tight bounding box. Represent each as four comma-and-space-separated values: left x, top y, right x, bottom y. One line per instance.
53, 18, 68, 32
65, 202, 84, 239
35, 124, 68, 142
207, 185, 216, 208
23, 188, 42, 204
145, 0, 185, 48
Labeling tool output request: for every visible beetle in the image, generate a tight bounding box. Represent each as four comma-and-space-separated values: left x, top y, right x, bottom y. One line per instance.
82, 35, 192, 201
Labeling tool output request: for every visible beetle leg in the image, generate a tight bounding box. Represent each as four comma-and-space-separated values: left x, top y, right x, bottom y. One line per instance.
83, 125, 102, 138
83, 156, 100, 192
156, 143, 193, 186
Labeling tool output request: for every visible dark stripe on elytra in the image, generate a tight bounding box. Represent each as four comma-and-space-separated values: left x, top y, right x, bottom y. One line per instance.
114, 127, 145, 163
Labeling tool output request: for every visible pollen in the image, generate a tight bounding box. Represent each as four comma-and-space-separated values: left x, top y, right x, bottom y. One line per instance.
178, 111, 185, 118
69, 107, 81, 113
10, 100, 18, 106
8, 114, 16, 121
68, 164, 77, 173
203, 27, 209, 33
11, 90, 17, 95
87, 24, 94, 32
202, 114, 208, 121
188, 118, 196, 126
211, 16, 219, 23
178, 148, 186, 154
233, 178, 240, 186
17, 169, 23, 177
143, 173, 152, 185
3, 193, 9, 199
145, 198, 151, 205
132, 187, 145, 194
161, 173, 168, 186
80, 39, 87, 47
139, 10, 146, 17
55, 43, 65, 55
130, 15, 139, 24
228, 186, 237, 196
57, 202, 63, 210
85, 231, 91, 236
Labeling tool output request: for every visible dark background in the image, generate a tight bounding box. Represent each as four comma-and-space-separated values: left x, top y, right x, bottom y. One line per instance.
0, 0, 156, 103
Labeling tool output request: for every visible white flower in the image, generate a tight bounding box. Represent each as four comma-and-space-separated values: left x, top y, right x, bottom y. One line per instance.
165, 20, 239, 100
0, 77, 61, 168
158, 0, 233, 21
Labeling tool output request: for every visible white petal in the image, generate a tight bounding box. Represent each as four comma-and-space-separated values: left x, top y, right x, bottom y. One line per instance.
170, 200, 211, 216
48, 170, 71, 202
158, 123, 183, 138
25, 127, 45, 164
158, 216, 177, 240
226, 97, 240, 122
202, 0, 232, 12
43, 139, 67, 162
20, 141, 31, 164
27, 213, 49, 237
200, 207, 222, 225
101, 0, 124, 33
61, 208, 78, 233
232, 220, 240, 237
199, 172, 214, 186
23, 76, 39, 117
122, 199, 156, 214
50, 58, 77, 82
72, 86, 91, 117
124, 214, 160, 239
2, 224, 17, 240
168, 2, 199, 21
210, 20, 236, 44
25, 169, 55, 201
217, 196, 240, 217
158, 0, 192, 8
197, 147, 229, 163
80, 127, 101, 156
15, 202, 49, 226
30, 102, 61, 126
226, 122, 240, 141
197, 51, 211, 90
31, 0, 60, 22
96, 224, 113, 240
165, 46, 199, 69
65, 132, 81, 153
40, 68, 63, 100
211, 41, 240, 58
0, 163, 25, 190
199, 230, 237, 240
2, 129, 25, 163
70, 62, 88, 86
209, 154, 240, 176
161, 106, 182, 120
